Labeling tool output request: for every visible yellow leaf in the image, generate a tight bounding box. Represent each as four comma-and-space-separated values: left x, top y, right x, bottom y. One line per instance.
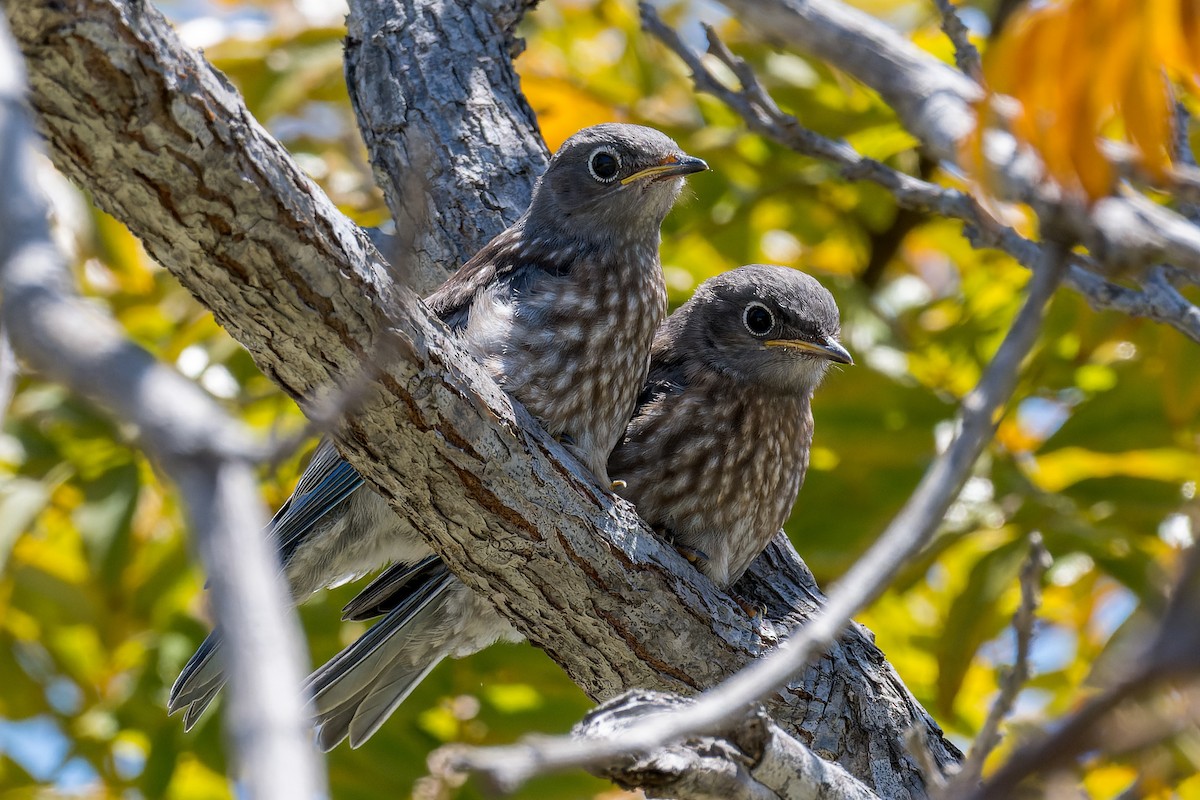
519, 74, 621, 151
1027, 447, 1200, 492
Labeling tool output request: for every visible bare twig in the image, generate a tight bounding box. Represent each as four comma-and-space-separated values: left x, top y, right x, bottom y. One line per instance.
0, 324, 15, 427
438, 234, 1071, 792
943, 533, 1050, 796
971, 543, 1200, 797
641, 6, 1200, 346
715, 0, 1200, 283
933, 0, 983, 84
0, 18, 323, 799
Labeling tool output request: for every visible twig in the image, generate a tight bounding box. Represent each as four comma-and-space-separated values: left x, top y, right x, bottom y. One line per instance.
970, 542, 1200, 797
0, 324, 16, 428
641, 6, 1200, 346
0, 18, 323, 799
943, 533, 1050, 796
714, 0, 1200, 285
437, 232, 1071, 793
933, 0, 983, 83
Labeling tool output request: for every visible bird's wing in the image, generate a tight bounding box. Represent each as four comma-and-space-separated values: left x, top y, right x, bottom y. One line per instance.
424, 225, 523, 329
307, 562, 455, 751
628, 359, 689, 420
340, 555, 445, 621
424, 219, 584, 330
271, 439, 365, 566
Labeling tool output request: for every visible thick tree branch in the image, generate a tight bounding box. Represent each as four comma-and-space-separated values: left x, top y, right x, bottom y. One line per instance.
343, 0, 546, 293
445, 236, 1068, 795
5, 0, 956, 795
0, 18, 321, 799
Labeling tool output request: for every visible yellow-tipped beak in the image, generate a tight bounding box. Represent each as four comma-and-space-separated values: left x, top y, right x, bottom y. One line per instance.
620, 154, 709, 185
765, 338, 854, 365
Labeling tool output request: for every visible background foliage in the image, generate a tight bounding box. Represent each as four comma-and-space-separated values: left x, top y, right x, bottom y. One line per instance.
2, 0, 1198, 797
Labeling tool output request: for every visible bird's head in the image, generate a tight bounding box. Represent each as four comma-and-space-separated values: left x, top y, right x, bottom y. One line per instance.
666, 264, 852, 393
526, 123, 708, 245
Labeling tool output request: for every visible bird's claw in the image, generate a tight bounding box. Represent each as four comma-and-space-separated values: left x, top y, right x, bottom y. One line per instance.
610, 479, 627, 490
673, 544, 709, 567
733, 594, 766, 621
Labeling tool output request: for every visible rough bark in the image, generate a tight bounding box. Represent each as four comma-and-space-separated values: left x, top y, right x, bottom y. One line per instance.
343, 0, 547, 293
4, 0, 958, 795
576, 691, 880, 800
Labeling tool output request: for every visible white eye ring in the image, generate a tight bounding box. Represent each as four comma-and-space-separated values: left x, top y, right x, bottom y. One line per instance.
587, 147, 622, 183
742, 302, 775, 337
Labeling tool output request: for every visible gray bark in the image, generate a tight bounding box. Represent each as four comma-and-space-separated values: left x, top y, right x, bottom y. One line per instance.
343, 0, 546, 292
575, 691, 880, 800
4, 0, 958, 796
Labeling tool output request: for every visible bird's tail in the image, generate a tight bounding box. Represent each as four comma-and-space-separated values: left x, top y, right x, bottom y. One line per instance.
168, 632, 226, 730
307, 563, 456, 751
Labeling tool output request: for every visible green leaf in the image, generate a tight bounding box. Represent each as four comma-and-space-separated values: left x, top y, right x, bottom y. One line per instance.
935, 538, 1026, 714
0, 477, 51, 573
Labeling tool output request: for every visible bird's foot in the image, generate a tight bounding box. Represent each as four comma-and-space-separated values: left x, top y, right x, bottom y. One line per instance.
726, 588, 766, 622
673, 543, 709, 569
610, 479, 627, 490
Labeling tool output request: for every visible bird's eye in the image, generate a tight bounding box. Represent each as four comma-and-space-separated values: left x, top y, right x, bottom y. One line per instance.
588, 148, 621, 183
743, 302, 775, 337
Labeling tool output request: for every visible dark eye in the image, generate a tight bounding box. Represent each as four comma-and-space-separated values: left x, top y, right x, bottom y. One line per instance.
588, 148, 621, 183
743, 302, 775, 336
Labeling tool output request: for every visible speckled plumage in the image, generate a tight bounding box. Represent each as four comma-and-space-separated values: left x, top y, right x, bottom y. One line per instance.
168, 124, 706, 733
425, 123, 704, 480
610, 264, 851, 587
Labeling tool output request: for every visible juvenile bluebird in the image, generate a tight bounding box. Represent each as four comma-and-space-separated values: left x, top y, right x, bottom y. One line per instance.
610, 264, 851, 587
168, 124, 708, 727
302, 264, 848, 750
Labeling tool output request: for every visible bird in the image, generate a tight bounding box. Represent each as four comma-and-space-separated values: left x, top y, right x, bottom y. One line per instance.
168, 123, 709, 730
609, 264, 851, 587
301, 263, 849, 751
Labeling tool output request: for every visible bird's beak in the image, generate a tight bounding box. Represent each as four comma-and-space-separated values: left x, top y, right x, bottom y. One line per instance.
765, 337, 854, 365
620, 154, 709, 185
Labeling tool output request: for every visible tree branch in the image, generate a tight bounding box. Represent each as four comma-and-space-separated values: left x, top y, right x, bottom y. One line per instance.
933, 0, 983, 84
440, 689, 883, 800
640, 5, 1200, 344
442, 233, 1068, 796
721, 0, 1200, 280
943, 533, 1049, 796
343, 0, 546, 293
5, 0, 956, 794
575, 692, 880, 800
0, 16, 321, 799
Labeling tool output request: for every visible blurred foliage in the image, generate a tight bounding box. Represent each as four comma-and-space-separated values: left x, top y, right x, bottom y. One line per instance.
975, 0, 1200, 200
2, 0, 1199, 797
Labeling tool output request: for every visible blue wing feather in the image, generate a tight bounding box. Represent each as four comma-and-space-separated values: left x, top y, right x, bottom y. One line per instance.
272, 439, 365, 566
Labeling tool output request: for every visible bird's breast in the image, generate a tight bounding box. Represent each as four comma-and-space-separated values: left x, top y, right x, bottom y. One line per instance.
465, 255, 667, 480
